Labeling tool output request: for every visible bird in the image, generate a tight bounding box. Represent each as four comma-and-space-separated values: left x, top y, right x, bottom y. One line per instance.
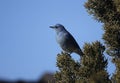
50, 24, 84, 56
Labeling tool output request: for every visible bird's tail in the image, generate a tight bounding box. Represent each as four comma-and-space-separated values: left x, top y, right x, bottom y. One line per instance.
75, 49, 84, 56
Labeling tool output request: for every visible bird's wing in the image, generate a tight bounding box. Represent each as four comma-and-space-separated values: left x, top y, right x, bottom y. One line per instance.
65, 32, 83, 56
65, 32, 80, 50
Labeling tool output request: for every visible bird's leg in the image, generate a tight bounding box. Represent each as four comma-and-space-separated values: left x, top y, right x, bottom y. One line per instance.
61, 51, 64, 54
61, 51, 71, 55
61, 50, 65, 54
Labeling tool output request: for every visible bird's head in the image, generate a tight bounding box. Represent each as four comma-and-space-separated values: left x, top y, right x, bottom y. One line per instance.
50, 24, 66, 33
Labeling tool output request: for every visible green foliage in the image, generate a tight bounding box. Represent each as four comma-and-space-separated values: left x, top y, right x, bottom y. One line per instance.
85, 0, 119, 24
81, 41, 110, 83
114, 0, 120, 13
85, 0, 120, 82
89, 70, 111, 83
55, 42, 111, 83
85, 0, 120, 57
54, 0, 120, 82
54, 52, 81, 83
103, 23, 120, 57
82, 41, 107, 74
112, 58, 120, 83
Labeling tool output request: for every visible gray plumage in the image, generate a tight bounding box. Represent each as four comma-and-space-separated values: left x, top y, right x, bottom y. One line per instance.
50, 24, 83, 56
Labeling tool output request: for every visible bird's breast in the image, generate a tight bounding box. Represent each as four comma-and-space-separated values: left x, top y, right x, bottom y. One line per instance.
56, 32, 68, 45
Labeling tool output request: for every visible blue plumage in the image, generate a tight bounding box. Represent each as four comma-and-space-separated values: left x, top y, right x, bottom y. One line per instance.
50, 24, 83, 56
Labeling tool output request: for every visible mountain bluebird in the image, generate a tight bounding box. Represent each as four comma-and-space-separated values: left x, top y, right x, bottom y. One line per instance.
50, 24, 83, 56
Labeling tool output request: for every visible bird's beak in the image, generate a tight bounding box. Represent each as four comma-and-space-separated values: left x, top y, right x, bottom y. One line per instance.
49, 25, 55, 28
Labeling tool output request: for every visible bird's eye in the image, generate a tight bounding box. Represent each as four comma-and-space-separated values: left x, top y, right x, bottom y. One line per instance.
55, 26, 58, 28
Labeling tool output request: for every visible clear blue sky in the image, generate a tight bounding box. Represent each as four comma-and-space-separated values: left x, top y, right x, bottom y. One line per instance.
0, 0, 115, 80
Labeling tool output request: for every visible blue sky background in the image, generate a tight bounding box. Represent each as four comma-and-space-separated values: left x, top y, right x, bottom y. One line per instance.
0, 0, 115, 80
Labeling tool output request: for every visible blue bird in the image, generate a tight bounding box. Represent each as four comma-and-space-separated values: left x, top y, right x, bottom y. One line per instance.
50, 24, 83, 56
